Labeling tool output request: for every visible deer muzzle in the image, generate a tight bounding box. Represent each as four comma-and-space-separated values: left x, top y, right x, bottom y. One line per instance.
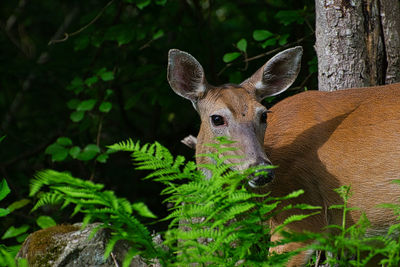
248, 165, 275, 188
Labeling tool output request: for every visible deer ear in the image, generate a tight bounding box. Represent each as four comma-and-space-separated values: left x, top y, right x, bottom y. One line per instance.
167, 49, 208, 103
241, 46, 303, 101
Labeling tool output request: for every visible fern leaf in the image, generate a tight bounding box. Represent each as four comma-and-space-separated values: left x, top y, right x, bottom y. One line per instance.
31, 192, 63, 211
273, 211, 320, 234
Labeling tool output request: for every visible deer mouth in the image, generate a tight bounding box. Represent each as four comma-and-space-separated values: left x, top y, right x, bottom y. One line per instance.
248, 167, 275, 188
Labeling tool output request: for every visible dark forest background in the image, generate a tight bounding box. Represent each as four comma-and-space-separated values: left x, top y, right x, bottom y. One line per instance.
0, 0, 316, 233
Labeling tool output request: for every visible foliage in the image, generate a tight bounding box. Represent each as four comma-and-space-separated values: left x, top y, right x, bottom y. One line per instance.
307, 186, 385, 266
0, 179, 28, 267
30, 139, 320, 266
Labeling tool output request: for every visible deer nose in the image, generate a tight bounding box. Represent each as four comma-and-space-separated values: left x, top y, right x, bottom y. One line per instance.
248, 166, 275, 188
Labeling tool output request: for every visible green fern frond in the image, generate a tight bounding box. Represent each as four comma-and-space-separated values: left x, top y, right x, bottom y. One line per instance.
273, 212, 320, 234
108, 138, 140, 152
31, 192, 64, 211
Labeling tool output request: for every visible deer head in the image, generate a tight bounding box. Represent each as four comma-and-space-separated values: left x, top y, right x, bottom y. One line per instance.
167, 47, 302, 187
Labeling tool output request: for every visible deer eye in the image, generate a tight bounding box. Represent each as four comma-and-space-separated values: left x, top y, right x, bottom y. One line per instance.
211, 115, 225, 126
260, 111, 269, 123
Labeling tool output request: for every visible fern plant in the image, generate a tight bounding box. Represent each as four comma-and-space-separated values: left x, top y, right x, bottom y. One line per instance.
109, 137, 321, 266
308, 185, 390, 266
30, 138, 321, 266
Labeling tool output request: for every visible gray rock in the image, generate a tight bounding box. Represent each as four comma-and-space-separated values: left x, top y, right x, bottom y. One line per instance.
16, 223, 158, 267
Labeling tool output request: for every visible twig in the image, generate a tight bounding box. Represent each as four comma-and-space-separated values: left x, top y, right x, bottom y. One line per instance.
0, 134, 58, 168
5, 0, 28, 31
245, 33, 313, 63
315, 250, 322, 267
48, 0, 115, 45
1, 0, 29, 57
217, 33, 313, 77
110, 252, 119, 267
288, 72, 314, 92
217, 63, 232, 77
89, 114, 104, 181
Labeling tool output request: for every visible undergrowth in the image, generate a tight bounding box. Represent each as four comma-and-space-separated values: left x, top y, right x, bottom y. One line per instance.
5, 138, 400, 266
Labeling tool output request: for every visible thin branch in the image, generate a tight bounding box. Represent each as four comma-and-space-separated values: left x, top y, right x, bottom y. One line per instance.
48, 0, 115, 45
0, 134, 58, 168
110, 252, 119, 267
245, 33, 313, 63
5, 0, 28, 31
0, 0, 29, 57
288, 72, 314, 92
217, 33, 314, 77
89, 114, 104, 181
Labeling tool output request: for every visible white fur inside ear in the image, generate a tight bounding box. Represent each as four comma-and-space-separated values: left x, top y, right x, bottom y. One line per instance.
195, 84, 206, 94
255, 81, 265, 90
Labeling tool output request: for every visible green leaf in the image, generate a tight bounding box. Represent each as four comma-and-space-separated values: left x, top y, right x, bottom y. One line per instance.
0, 135, 6, 143
152, 29, 164, 40
74, 35, 90, 51
261, 38, 277, 48
84, 76, 98, 87
308, 57, 318, 74
105, 89, 113, 98
104, 25, 134, 46
2, 225, 29, 240
69, 146, 81, 159
228, 71, 242, 84
0, 179, 11, 201
67, 99, 81, 109
100, 71, 114, 82
16, 233, 29, 243
56, 137, 73, 146
67, 77, 84, 93
136, 0, 151, 9
253, 30, 274, 41
96, 154, 109, 163
279, 33, 289, 46
77, 144, 100, 161
7, 199, 30, 212
155, 0, 167, 5
77, 99, 97, 111
237, 38, 247, 52
45, 144, 69, 162
70, 111, 85, 122
99, 102, 112, 113
275, 10, 304, 26
223, 52, 241, 63
36, 216, 57, 229
0, 208, 10, 217
132, 202, 157, 218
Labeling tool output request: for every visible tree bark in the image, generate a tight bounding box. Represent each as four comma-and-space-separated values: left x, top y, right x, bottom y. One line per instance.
315, 0, 400, 91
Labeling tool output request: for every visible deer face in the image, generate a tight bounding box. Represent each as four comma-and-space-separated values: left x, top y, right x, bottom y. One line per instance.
167, 47, 302, 187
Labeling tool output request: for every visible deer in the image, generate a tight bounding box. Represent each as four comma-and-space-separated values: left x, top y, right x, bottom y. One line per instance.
167, 46, 400, 266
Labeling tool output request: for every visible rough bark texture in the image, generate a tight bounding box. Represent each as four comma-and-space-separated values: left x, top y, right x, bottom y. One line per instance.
380, 0, 400, 84
315, 0, 400, 91
16, 223, 161, 267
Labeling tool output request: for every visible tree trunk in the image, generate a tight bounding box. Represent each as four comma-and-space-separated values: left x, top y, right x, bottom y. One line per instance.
315, 0, 400, 91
